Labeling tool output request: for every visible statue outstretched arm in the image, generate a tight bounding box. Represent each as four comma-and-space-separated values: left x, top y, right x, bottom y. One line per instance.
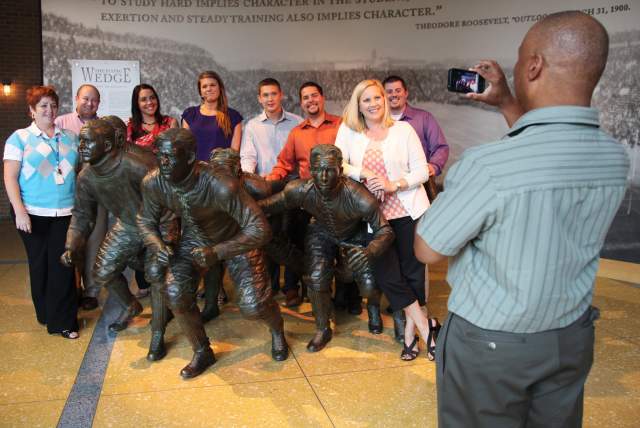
357, 184, 395, 259
258, 179, 305, 215
208, 177, 272, 262
62, 175, 98, 267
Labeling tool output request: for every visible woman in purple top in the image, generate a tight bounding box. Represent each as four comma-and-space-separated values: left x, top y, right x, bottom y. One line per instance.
182, 71, 243, 160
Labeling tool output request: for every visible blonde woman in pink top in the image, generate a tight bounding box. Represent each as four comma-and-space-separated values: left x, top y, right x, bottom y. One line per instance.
335, 79, 440, 361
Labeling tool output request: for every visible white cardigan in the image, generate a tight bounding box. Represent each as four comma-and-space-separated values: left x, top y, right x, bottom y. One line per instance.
335, 121, 430, 220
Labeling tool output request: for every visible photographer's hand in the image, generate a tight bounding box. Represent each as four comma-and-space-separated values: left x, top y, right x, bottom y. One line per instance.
467, 60, 524, 127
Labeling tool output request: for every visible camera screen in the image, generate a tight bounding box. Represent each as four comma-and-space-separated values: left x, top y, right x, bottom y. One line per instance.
453, 70, 481, 93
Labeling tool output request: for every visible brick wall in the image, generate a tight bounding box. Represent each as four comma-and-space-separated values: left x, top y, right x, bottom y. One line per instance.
0, 0, 42, 218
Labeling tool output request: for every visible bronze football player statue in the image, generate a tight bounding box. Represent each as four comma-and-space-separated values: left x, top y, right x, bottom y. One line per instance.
138, 128, 288, 379
259, 144, 394, 352
61, 119, 175, 361
201, 148, 303, 321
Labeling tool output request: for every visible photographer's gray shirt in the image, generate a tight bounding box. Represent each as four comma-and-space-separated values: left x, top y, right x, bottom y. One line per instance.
416, 106, 629, 333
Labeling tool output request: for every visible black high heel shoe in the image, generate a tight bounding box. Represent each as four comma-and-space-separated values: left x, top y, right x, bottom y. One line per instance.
61, 330, 79, 339
400, 335, 420, 361
426, 318, 441, 361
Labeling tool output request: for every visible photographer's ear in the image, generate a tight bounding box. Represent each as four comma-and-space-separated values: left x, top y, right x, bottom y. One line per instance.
526, 53, 544, 81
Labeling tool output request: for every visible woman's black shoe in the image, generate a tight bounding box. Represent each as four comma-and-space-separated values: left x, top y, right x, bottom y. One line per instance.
426, 318, 441, 361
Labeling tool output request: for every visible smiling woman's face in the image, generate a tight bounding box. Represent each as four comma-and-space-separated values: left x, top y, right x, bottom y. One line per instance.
358, 85, 385, 124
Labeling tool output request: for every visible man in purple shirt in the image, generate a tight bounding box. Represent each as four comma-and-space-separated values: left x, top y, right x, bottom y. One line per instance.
383, 76, 449, 178
383, 75, 449, 325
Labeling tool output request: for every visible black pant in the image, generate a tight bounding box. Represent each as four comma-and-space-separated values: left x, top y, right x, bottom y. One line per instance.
372, 216, 425, 310
436, 308, 597, 428
15, 213, 78, 333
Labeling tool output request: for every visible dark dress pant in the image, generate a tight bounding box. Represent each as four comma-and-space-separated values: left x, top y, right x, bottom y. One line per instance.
436, 307, 597, 428
15, 213, 78, 333
371, 216, 425, 311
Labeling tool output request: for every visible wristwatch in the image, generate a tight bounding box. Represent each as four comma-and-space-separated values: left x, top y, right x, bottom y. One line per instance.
394, 181, 402, 192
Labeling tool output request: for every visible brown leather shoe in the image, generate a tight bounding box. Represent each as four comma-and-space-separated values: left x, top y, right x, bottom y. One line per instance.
284, 289, 303, 308
306, 328, 332, 352
180, 347, 216, 379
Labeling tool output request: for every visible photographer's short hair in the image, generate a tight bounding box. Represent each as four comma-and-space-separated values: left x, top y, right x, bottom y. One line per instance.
258, 78, 281, 93
382, 75, 407, 90
299, 81, 323, 100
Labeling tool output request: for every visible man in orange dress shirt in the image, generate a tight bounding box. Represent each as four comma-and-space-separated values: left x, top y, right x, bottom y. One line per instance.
266, 82, 341, 181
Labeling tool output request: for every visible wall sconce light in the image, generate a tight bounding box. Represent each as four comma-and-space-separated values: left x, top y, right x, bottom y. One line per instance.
2, 80, 12, 96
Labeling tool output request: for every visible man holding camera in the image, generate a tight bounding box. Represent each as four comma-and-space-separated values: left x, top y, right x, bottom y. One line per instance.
415, 11, 629, 427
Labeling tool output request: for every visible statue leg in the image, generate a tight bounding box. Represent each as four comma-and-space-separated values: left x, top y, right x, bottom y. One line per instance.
80, 204, 108, 309
340, 249, 383, 335
361, 276, 383, 335
265, 236, 305, 278
201, 262, 223, 323
227, 249, 289, 361
165, 252, 215, 379
146, 282, 171, 361
93, 223, 142, 333
304, 230, 336, 352
141, 248, 174, 361
266, 235, 305, 307
392, 309, 406, 344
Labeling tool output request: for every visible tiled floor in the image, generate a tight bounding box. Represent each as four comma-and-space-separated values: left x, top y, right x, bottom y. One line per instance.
0, 221, 638, 427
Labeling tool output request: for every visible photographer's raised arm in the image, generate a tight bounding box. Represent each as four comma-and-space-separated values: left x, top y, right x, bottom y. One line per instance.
467, 60, 524, 128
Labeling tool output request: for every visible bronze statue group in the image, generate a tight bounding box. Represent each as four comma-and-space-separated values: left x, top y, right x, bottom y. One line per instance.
63, 118, 402, 379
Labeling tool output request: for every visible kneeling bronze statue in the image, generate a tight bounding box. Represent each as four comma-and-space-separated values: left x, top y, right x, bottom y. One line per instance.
138, 129, 288, 379
201, 148, 304, 320
260, 144, 394, 352
61, 119, 176, 361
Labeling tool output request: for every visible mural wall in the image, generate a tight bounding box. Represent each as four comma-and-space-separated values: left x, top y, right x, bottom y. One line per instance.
42, 0, 640, 261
